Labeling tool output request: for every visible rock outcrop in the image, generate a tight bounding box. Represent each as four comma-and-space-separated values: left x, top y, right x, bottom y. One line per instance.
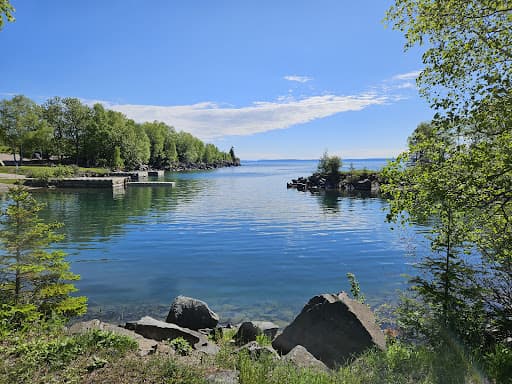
125, 316, 219, 355
166, 295, 219, 330
234, 321, 279, 345
272, 292, 385, 368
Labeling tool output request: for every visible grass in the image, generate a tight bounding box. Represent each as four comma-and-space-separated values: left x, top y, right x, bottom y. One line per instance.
0, 321, 497, 384
0, 178, 25, 185
0, 165, 110, 178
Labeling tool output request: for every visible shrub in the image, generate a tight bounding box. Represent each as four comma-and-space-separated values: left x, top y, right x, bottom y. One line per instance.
168, 337, 192, 356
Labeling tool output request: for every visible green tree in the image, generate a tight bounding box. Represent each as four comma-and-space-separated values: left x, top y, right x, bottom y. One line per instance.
385, 0, 512, 353
112, 146, 124, 170
61, 98, 92, 165
317, 151, 341, 186
0, 185, 87, 325
0, 95, 42, 165
42, 96, 68, 162
0, 0, 14, 30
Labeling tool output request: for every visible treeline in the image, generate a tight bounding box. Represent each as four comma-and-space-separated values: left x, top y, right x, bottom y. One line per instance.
0, 95, 238, 169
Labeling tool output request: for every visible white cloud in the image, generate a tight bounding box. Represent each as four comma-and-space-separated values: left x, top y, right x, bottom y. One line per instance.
105, 93, 387, 140
284, 75, 313, 83
392, 70, 421, 81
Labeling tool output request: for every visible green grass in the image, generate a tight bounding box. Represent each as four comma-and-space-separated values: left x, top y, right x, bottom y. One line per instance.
0, 165, 110, 178
0, 321, 498, 384
0, 178, 26, 185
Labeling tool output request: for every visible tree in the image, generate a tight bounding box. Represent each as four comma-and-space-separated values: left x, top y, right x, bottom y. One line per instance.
61, 98, 92, 165
0, 95, 42, 165
0, 0, 14, 30
112, 146, 124, 170
385, 0, 512, 350
0, 185, 87, 325
385, 0, 512, 115
317, 151, 341, 186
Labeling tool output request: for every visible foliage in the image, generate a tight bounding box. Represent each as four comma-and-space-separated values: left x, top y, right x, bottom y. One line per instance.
346, 272, 366, 304
317, 151, 341, 185
0, 185, 87, 326
168, 336, 193, 356
255, 333, 272, 347
384, 0, 512, 357
112, 146, 124, 170
0, 323, 137, 384
484, 343, 512, 384
0, 95, 44, 164
385, 0, 512, 115
0, 0, 14, 30
0, 94, 234, 169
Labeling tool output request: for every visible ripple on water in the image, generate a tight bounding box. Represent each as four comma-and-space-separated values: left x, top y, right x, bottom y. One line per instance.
35, 160, 425, 323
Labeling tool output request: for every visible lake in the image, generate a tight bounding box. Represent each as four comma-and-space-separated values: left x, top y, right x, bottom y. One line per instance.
33, 159, 425, 325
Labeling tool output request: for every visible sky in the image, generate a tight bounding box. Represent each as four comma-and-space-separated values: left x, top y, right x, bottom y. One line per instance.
0, 0, 433, 160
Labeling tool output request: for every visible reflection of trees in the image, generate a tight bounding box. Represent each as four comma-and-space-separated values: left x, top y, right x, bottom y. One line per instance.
315, 190, 380, 214
32, 178, 204, 243
317, 190, 340, 213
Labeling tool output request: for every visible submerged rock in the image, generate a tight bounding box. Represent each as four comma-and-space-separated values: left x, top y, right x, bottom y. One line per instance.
272, 292, 385, 368
166, 295, 219, 330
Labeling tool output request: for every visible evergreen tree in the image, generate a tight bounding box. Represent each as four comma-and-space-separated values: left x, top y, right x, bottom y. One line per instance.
0, 185, 87, 326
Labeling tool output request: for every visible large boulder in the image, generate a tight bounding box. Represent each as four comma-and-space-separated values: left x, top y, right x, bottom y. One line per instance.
272, 292, 385, 368
125, 316, 219, 355
234, 321, 279, 345
166, 296, 219, 330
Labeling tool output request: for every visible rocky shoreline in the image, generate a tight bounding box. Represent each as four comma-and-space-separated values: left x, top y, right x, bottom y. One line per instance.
70, 293, 387, 378
166, 159, 241, 172
287, 171, 381, 193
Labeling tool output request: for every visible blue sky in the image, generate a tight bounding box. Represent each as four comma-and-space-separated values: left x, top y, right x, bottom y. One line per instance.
1, 0, 433, 159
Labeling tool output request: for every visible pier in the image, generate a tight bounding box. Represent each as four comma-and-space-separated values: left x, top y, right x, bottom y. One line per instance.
107, 171, 148, 180
148, 170, 165, 177
50, 177, 129, 189
127, 181, 175, 187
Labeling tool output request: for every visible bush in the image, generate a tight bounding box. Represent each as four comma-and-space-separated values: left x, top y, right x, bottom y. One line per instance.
317, 151, 341, 185
168, 337, 192, 356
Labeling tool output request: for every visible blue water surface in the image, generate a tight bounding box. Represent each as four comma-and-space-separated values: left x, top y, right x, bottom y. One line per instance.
34, 159, 425, 324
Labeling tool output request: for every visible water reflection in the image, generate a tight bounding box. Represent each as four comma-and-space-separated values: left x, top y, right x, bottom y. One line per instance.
25, 160, 423, 324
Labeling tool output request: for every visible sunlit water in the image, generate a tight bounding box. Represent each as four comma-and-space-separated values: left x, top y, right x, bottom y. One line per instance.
30, 159, 426, 325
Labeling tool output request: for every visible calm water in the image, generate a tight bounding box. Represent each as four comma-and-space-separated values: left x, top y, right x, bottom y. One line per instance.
32, 159, 424, 325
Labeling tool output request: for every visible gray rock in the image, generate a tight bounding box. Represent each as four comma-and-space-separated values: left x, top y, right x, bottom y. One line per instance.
283, 345, 328, 371
69, 319, 158, 356
353, 179, 372, 190
125, 316, 219, 355
166, 295, 219, 330
234, 321, 279, 345
272, 292, 385, 369
206, 370, 239, 384
236, 341, 280, 360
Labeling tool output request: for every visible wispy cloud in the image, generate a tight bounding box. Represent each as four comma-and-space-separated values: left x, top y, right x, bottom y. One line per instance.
104, 93, 387, 140
284, 75, 313, 83
392, 70, 421, 81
